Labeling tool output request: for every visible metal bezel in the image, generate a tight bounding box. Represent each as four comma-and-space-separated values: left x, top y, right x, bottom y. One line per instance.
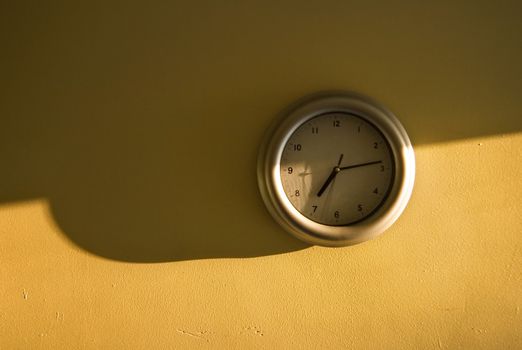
257, 92, 415, 246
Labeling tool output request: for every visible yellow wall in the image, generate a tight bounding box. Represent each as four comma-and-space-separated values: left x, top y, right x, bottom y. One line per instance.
1, 1, 521, 348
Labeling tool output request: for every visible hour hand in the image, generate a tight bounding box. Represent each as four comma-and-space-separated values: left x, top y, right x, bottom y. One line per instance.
316, 154, 344, 197
316, 168, 339, 197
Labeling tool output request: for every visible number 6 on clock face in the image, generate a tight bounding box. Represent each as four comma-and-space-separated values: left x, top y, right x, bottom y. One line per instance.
258, 93, 415, 247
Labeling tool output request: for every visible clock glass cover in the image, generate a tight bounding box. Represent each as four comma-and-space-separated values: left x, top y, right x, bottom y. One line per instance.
280, 112, 394, 226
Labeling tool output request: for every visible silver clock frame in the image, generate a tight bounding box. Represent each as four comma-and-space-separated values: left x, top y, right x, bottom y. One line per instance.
257, 92, 415, 246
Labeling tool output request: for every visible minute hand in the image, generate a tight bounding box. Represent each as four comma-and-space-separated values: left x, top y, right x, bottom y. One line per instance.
339, 160, 382, 171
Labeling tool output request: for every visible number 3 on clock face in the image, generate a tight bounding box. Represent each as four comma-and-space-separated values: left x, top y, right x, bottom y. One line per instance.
257, 93, 415, 247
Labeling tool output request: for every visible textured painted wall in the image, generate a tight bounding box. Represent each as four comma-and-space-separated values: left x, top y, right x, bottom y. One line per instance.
1, 1, 521, 349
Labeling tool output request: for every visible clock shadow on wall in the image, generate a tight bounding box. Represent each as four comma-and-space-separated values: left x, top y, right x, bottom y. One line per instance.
1, 92, 310, 263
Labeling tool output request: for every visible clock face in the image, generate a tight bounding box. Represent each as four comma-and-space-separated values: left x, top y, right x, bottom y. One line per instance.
279, 112, 395, 226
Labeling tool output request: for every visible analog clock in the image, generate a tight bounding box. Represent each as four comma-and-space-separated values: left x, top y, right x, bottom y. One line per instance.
257, 93, 415, 246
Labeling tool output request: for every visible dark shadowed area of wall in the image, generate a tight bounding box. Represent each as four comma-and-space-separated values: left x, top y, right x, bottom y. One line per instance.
1, 0, 520, 262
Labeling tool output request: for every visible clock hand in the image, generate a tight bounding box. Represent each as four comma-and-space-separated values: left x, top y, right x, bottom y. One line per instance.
337, 153, 344, 167
317, 154, 344, 197
339, 160, 382, 171
316, 168, 340, 197
317, 160, 383, 197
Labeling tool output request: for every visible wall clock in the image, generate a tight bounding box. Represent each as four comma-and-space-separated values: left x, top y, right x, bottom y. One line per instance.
257, 92, 415, 246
